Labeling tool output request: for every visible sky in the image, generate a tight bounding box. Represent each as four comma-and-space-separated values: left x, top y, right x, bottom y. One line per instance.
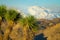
0, 0, 60, 13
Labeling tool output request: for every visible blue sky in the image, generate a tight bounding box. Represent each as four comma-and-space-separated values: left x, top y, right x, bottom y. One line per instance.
0, 0, 60, 13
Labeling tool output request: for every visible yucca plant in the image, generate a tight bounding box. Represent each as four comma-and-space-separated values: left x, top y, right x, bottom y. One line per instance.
3, 9, 21, 40
0, 5, 7, 27
0, 5, 22, 40
0, 5, 7, 17
18, 15, 38, 40
0, 5, 7, 40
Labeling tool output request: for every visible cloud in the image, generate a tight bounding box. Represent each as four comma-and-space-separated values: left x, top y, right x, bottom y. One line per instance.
28, 6, 56, 19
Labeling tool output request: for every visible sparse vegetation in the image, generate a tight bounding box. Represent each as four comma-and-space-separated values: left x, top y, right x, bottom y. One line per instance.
0, 5, 60, 40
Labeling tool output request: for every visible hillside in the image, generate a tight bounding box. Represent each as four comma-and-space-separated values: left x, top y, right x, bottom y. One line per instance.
37, 18, 60, 30
35, 23, 60, 40
43, 23, 60, 40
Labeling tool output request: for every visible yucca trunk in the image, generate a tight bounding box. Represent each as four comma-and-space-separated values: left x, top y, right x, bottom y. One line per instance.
23, 24, 34, 40
23, 25, 28, 40
9, 23, 23, 40
3, 29, 10, 40
3, 20, 14, 40
28, 27, 35, 40
0, 16, 3, 40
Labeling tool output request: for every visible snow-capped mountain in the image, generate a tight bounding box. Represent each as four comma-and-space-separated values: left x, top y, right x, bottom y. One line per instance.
28, 6, 60, 19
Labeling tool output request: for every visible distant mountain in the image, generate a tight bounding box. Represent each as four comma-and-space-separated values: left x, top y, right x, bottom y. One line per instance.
36, 18, 60, 30
28, 6, 60, 19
